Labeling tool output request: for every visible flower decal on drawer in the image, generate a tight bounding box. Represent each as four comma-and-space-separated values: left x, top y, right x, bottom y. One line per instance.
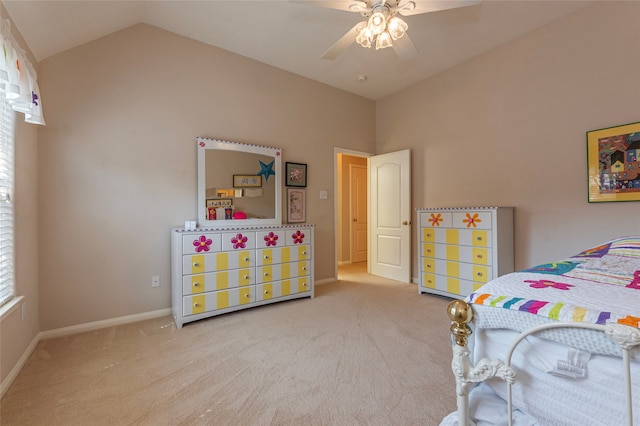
193, 235, 212, 252
292, 230, 305, 244
429, 213, 443, 227
463, 213, 481, 228
264, 232, 279, 247
231, 233, 248, 249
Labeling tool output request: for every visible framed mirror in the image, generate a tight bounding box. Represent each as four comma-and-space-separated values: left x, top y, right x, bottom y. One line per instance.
197, 137, 282, 227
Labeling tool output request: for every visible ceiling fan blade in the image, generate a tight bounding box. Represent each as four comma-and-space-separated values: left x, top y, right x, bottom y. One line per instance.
392, 33, 418, 61
397, 0, 481, 16
291, 1, 368, 13
321, 22, 363, 60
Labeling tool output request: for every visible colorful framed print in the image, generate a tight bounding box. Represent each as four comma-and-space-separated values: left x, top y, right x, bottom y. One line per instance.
587, 122, 640, 203
233, 175, 262, 188
286, 162, 307, 187
206, 198, 233, 220
287, 188, 306, 223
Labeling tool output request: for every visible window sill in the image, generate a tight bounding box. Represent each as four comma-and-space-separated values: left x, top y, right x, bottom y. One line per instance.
0, 296, 24, 322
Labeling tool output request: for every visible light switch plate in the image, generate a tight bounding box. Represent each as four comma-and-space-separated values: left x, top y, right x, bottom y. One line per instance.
320, 190, 328, 199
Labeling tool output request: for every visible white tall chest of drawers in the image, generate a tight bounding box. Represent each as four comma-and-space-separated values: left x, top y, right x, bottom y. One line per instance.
416, 207, 514, 299
172, 225, 314, 328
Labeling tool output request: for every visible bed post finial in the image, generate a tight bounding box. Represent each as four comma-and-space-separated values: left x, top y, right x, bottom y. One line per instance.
448, 300, 473, 346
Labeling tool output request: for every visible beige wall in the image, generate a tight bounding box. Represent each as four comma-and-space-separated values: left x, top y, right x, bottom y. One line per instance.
0, 4, 41, 386
377, 0, 640, 276
35, 24, 376, 331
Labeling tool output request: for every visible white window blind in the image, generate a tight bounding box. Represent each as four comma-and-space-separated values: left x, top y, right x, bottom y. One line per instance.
0, 94, 15, 306
0, 19, 46, 307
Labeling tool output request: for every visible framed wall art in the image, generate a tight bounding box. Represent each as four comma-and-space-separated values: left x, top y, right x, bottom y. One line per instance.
286, 162, 307, 187
287, 188, 306, 223
586, 121, 640, 203
233, 175, 262, 188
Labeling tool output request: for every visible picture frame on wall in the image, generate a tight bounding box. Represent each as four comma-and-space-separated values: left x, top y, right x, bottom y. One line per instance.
233, 175, 262, 188
287, 188, 306, 223
586, 121, 640, 203
285, 162, 307, 187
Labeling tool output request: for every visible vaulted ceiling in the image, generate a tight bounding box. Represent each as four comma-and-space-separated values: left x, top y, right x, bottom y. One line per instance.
3, 0, 594, 100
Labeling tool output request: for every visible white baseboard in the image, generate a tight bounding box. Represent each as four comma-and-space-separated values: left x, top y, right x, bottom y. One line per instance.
0, 332, 39, 399
315, 277, 336, 286
1, 308, 171, 398
39, 308, 172, 340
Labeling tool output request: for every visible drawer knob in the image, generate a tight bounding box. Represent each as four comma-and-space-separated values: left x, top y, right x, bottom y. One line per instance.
244, 257, 249, 262
244, 275, 249, 280
264, 290, 269, 295
264, 272, 269, 277
302, 282, 307, 287
244, 293, 250, 298
427, 264, 431, 268
193, 303, 199, 308
264, 255, 269, 259
476, 236, 482, 241
427, 233, 431, 237
193, 282, 200, 287
302, 251, 307, 255
477, 272, 483, 277
427, 280, 432, 284
427, 249, 432, 253
477, 255, 483, 259
302, 267, 307, 271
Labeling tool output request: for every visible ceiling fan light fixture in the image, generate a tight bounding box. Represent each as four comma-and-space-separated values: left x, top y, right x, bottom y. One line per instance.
387, 16, 408, 40
356, 25, 373, 48
367, 11, 387, 35
375, 30, 392, 49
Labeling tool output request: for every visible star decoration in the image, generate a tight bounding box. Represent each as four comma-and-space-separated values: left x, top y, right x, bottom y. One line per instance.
257, 160, 275, 181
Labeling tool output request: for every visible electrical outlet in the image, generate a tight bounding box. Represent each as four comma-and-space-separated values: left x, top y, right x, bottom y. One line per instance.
152, 275, 160, 287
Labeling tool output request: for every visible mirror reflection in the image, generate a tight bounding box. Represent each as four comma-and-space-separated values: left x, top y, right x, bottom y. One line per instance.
197, 138, 282, 227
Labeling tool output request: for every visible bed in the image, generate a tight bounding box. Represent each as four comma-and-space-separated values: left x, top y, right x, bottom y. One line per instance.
440, 235, 640, 426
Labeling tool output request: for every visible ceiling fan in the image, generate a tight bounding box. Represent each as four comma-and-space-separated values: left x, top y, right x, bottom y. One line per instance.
297, 0, 481, 60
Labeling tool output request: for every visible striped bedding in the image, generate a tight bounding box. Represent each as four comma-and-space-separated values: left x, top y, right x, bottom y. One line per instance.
467, 236, 640, 329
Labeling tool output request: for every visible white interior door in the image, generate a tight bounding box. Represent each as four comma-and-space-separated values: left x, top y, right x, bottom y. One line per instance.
368, 149, 411, 282
350, 164, 367, 263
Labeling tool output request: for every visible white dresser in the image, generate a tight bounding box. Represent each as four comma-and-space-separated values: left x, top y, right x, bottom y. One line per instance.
171, 224, 314, 328
416, 207, 514, 299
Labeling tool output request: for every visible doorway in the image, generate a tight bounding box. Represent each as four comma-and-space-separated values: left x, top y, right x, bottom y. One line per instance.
335, 149, 371, 279
334, 148, 412, 283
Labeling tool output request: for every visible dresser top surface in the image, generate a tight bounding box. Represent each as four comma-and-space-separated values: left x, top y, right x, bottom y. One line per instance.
416, 207, 513, 211
173, 224, 315, 233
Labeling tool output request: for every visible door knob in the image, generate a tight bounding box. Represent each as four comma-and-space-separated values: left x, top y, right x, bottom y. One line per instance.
353, 218, 357, 222
402, 221, 411, 225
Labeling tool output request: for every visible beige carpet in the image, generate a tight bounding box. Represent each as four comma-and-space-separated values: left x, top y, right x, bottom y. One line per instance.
0, 263, 456, 425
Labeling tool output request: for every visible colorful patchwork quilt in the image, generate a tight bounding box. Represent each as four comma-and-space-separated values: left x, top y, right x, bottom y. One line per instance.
467, 236, 640, 329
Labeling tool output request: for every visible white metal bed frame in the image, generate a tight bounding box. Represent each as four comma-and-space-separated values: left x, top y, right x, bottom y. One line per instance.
447, 299, 640, 426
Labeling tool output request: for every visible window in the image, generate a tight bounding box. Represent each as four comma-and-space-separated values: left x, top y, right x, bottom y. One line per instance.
1, 21, 45, 308
0, 93, 15, 306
